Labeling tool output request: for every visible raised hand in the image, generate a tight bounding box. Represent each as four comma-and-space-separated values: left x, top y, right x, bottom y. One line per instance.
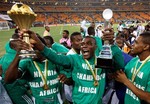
114, 69, 128, 84
19, 30, 45, 51
102, 28, 114, 44
10, 39, 30, 52
58, 74, 67, 83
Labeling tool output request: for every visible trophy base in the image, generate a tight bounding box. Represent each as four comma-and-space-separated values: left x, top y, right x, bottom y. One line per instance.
95, 58, 114, 69
19, 50, 37, 59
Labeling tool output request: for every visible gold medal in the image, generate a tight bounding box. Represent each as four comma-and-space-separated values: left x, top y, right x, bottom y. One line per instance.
43, 84, 49, 90
85, 58, 99, 87
33, 60, 49, 90
94, 80, 98, 86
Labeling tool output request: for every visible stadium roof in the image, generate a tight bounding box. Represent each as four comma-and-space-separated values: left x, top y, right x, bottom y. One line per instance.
0, 0, 150, 13
0, 14, 12, 20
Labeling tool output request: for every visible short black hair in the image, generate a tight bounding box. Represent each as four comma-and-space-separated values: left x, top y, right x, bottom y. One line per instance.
63, 30, 69, 35
14, 28, 20, 33
84, 36, 96, 45
115, 35, 123, 40
70, 32, 81, 41
45, 26, 49, 29
43, 36, 54, 45
87, 26, 95, 36
12, 33, 19, 39
140, 31, 150, 45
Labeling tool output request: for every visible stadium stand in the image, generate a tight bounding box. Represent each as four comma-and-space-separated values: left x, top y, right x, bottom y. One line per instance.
0, 0, 149, 25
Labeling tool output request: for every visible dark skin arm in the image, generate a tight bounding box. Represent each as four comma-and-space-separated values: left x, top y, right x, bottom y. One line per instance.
4, 39, 30, 83
115, 70, 150, 103
4, 53, 22, 83
25, 30, 45, 51
10, 39, 26, 51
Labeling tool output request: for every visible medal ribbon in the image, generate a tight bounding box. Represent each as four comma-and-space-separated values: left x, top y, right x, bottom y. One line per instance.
131, 55, 150, 82
33, 60, 48, 86
84, 56, 97, 82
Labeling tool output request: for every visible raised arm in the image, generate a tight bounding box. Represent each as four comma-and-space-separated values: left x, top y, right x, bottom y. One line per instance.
4, 39, 29, 83
4, 53, 22, 83
28, 30, 72, 68
111, 45, 124, 70
103, 28, 124, 70
41, 47, 72, 68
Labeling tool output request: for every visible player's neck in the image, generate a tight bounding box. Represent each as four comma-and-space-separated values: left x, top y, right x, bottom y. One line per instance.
138, 51, 150, 61
73, 48, 80, 54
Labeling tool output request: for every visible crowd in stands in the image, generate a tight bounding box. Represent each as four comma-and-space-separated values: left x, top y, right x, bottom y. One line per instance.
34, 12, 150, 25
0, 1, 149, 25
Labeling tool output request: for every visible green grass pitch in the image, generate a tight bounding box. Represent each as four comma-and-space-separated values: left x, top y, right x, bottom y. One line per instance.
0, 25, 80, 57
0, 24, 118, 57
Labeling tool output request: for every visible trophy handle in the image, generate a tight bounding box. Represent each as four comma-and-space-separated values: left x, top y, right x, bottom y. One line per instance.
19, 33, 36, 59
23, 33, 30, 45
23, 33, 33, 50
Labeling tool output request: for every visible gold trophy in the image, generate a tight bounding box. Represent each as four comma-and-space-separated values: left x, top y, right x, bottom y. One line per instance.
7, 3, 37, 58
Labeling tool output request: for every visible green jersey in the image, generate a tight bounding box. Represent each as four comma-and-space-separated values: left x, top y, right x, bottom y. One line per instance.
19, 59, 63, 104
93, 36, 102, 56
111, 45, 125, 71
51, 43, 70, 78
81, 31, 86, 38
41, 45, 124, 104
1, 42, 32, 104
52, 42, 69, 55
124, 57, 150, 104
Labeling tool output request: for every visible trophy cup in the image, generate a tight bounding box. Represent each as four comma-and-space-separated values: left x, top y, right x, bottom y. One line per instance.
7, 3, 37, 59
96, 9, 114, 69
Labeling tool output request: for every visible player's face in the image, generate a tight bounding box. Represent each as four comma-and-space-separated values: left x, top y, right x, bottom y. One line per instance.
115, 38, 124, 49
46, 27, 50, 31
130, 36, 146, 55
81, 37, 96, 59
71, 35, 82, 50
62, 32, 68, 38
44, 39, 52, 48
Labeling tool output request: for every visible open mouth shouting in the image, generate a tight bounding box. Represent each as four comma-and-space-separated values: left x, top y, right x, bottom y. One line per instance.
81, 36, 96, 59
82, 49, 90, 59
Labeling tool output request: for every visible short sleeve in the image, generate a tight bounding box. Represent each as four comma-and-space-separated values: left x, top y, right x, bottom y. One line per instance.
18, 59, 30, 72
